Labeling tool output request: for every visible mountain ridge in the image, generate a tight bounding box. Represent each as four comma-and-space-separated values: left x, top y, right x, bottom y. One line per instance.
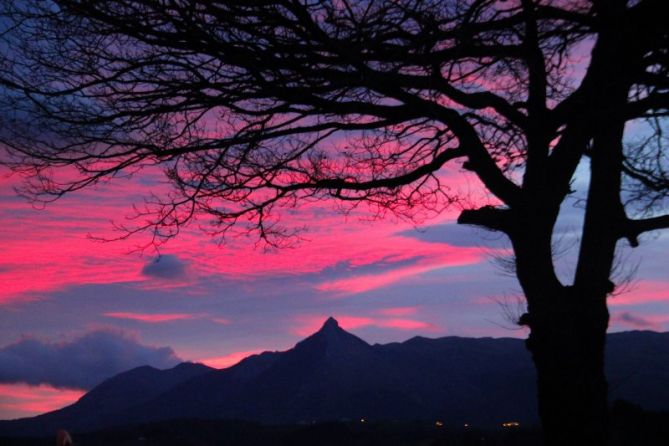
1, 320, 668, 436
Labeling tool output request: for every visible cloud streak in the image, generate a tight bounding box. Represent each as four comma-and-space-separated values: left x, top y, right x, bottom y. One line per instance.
292, 314, 437, 337
610, 280, 669, 306
316, 249, 483, 295
103, 312, 198, 323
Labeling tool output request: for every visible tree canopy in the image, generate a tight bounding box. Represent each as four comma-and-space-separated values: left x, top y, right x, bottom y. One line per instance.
1, 2, 669, 444
1, 0, 664, 246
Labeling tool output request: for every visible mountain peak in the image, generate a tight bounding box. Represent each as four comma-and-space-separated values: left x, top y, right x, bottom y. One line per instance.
292, 317, 370, 354
321, 316, 340, 331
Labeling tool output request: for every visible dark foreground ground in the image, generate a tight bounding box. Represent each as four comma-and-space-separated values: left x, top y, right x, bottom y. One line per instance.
0, 420, 542, 446
1, 401, 666, 446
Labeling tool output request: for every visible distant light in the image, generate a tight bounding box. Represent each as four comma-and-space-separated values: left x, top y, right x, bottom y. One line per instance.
464, 423, 470, 428
435, 421, 444, 427
360, 418, 366, 423
502, 421, 520, 428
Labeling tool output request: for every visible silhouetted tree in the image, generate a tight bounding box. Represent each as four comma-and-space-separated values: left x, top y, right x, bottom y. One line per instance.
1, 1, 668, 444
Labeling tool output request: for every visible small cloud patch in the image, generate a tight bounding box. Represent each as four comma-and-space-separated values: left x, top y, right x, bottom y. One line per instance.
141, 254, 187, 280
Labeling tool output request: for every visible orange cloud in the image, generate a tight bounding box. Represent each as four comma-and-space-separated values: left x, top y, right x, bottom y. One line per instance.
378, 318, 435, 330
0, 383, 84, 420
609, 281, 669, 306
198, 350, 263, 369
0, 169, 488, 306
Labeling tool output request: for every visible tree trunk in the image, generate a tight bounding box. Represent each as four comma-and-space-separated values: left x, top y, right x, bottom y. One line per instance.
525, 288, 610, 446
510, 217, 611, 445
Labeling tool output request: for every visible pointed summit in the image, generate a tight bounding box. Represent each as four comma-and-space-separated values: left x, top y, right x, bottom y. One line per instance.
321, 316, 340, 331
293, 317, 370, 355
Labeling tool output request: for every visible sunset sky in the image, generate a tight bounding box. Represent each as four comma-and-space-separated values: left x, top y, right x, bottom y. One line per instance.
1, 158, 668, 420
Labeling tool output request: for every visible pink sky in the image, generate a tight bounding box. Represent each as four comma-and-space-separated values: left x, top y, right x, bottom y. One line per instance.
0, 163, 668, 419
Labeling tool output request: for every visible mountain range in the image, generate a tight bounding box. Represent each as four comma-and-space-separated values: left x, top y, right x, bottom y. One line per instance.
2, 317, 669, 436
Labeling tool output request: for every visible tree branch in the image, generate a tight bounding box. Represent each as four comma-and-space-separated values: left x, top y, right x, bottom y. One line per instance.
624, 214, 669, 246
457, 206, 513, 233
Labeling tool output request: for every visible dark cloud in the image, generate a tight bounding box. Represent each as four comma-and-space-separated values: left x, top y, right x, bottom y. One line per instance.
141, 254, 187, 279
0, 330, 181, 389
